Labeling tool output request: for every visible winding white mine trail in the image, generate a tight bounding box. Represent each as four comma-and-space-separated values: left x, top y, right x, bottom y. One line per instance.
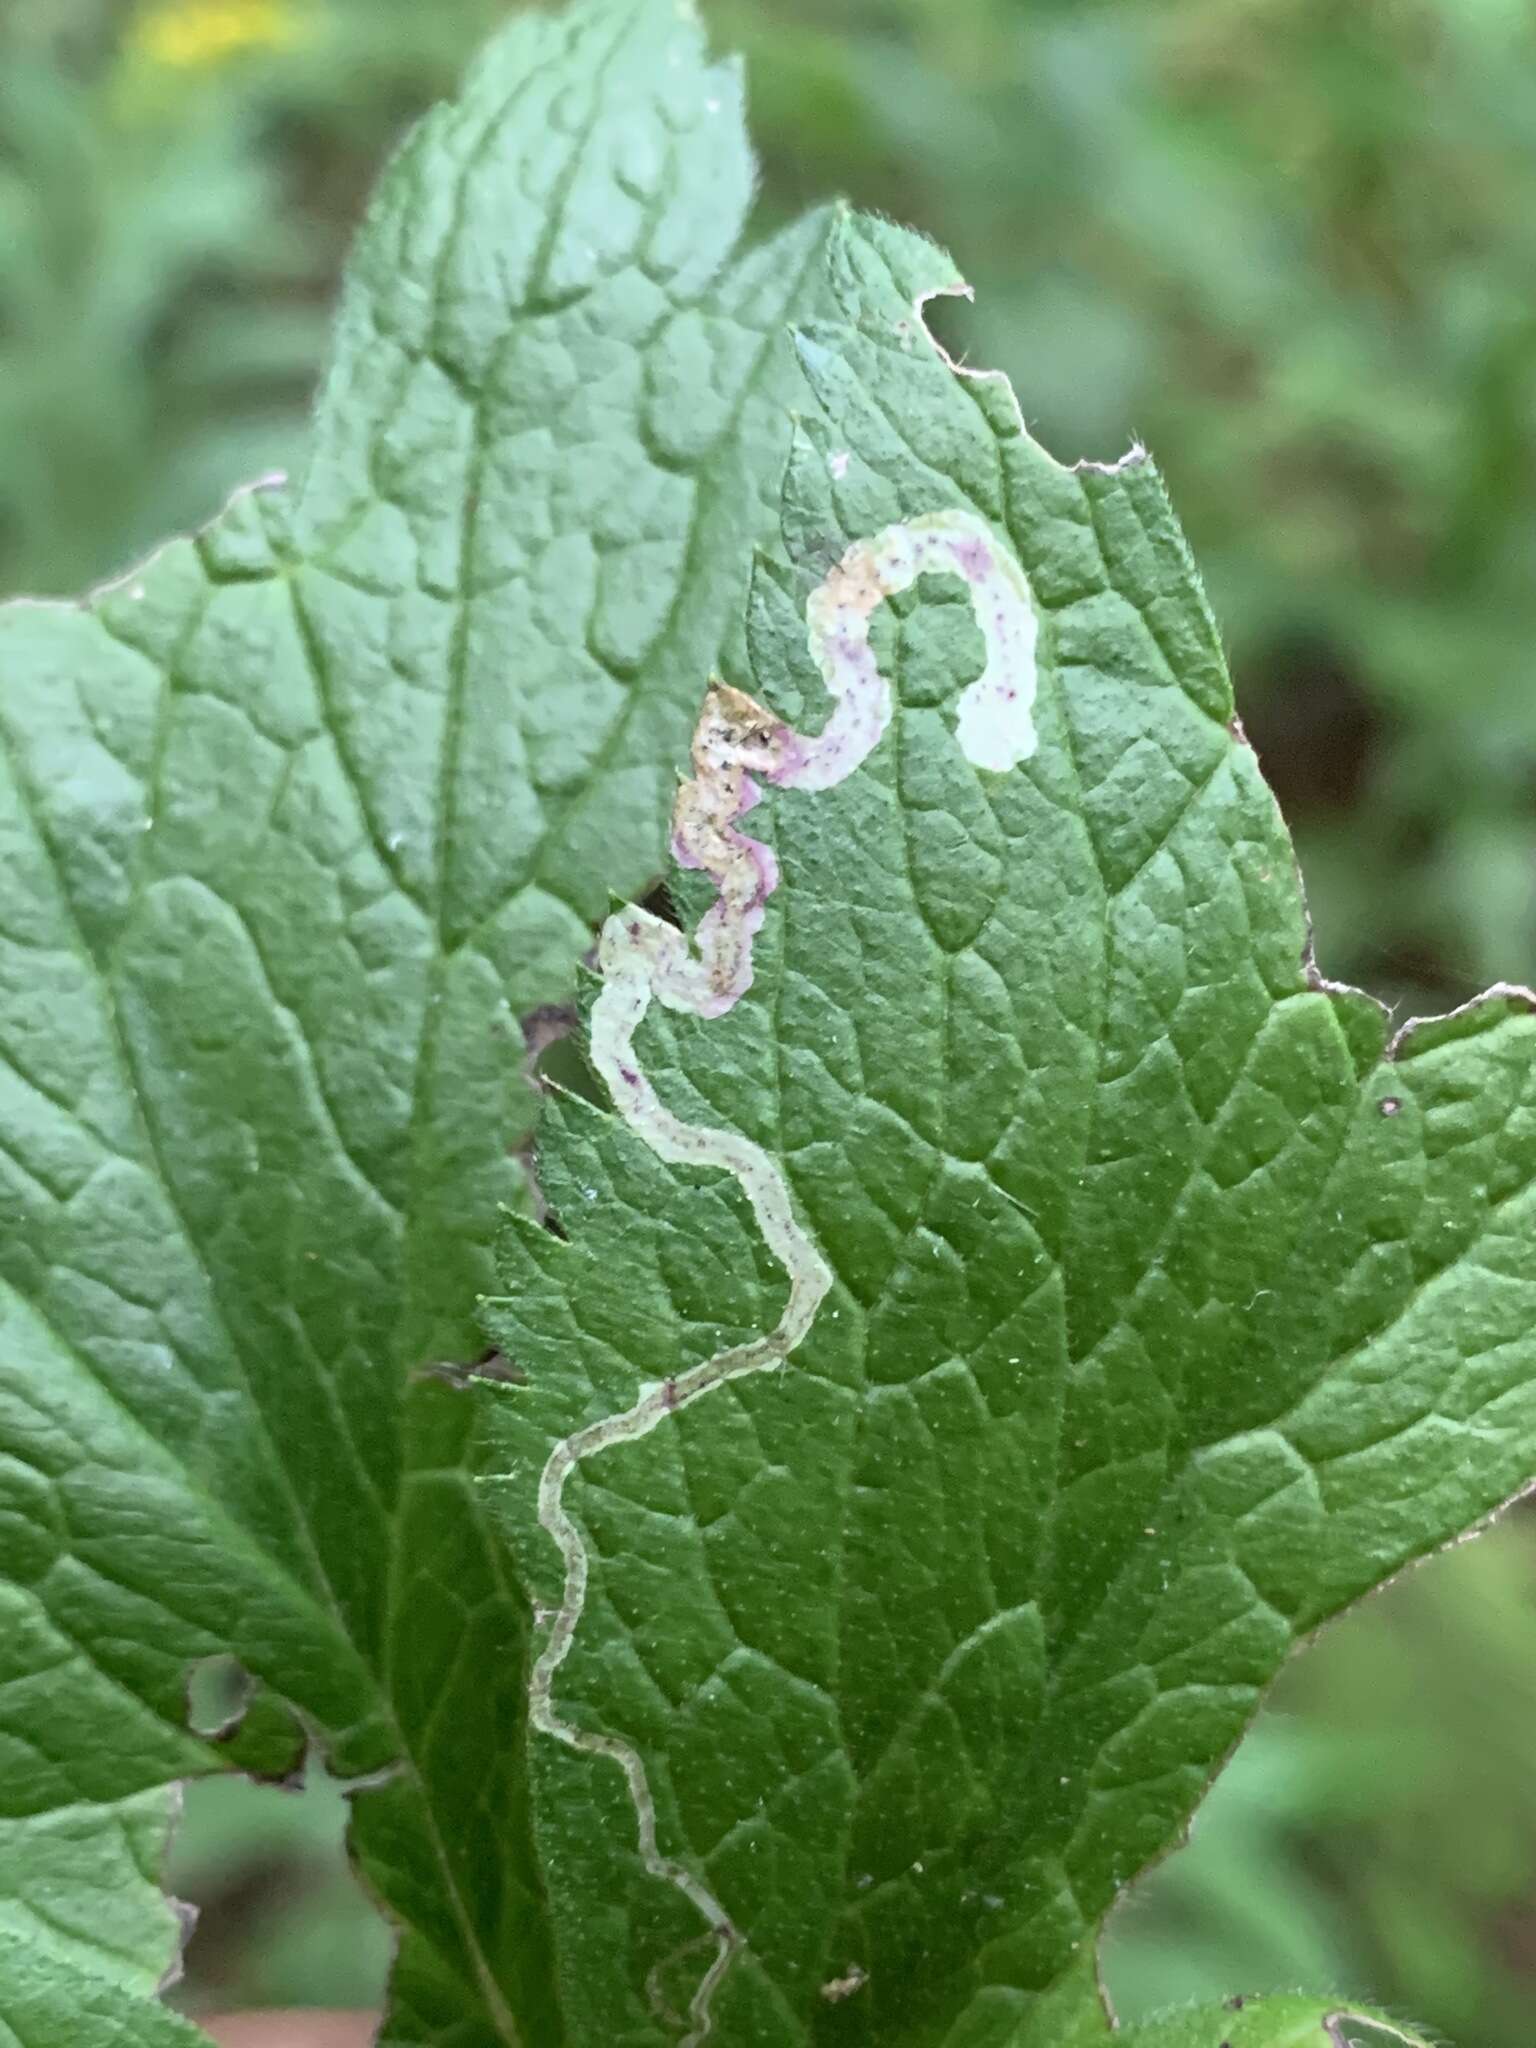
529, 509, 1039, 2043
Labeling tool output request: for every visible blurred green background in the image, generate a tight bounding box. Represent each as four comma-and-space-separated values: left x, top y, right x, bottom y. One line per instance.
8, 0, 1536, 2040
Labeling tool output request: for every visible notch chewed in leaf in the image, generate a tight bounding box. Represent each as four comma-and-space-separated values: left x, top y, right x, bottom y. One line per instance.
481, 207, 1536, 2047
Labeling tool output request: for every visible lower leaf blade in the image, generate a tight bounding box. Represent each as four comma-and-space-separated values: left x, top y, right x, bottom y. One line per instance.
1113, 2000, 1435, 2048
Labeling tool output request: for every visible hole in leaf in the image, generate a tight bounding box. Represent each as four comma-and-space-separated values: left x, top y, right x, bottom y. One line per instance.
531, 1029, 597, 1100
638, 879, 683, 930
168, 1753, 392, 2021
519, 999, 599, 1115
521, 1002, 578, 1088
187, 1654, 256, 1740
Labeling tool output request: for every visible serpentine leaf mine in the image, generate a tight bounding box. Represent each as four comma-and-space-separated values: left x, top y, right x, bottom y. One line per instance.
528, 507, 1041, 2042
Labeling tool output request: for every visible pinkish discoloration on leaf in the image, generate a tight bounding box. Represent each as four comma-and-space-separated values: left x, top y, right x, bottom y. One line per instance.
528, 509, 1039, 2041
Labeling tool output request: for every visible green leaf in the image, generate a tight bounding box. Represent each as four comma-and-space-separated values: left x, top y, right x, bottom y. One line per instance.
0, 0, 832, 2038
1115, 2000, 1435, 2048
481, 209, 1536, 2045
0, 1934, 212, 2048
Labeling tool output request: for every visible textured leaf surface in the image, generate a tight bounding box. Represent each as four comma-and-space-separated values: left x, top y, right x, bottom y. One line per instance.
0, 1935, 211, 2048
0, 1, 831, 2039
482, 211, 1536, 2046
1116, 2002, 1432, 2048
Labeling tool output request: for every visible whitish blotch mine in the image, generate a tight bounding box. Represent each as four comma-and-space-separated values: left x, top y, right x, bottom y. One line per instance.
529, 509, 1039, 2043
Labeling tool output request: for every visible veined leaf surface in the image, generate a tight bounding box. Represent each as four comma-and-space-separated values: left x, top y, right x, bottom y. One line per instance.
0, 1, 832, 2039
483, 212, 1536, 2047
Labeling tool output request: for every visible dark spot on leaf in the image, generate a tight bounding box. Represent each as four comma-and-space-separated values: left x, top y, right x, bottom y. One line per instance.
415, 1346, 527, 1389
472, 1349, 527, 1385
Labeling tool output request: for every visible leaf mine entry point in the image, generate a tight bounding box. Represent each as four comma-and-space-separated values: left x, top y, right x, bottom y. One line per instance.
529, 509, 1040, 2042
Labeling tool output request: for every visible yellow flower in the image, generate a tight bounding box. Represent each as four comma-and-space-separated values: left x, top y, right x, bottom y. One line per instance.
130, 0, 303, 70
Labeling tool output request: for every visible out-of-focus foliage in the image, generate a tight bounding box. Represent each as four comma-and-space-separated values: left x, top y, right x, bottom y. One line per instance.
0, 0, 504, 596
1108, 1509, 1536, 2045
8, 3, 1536, 2045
